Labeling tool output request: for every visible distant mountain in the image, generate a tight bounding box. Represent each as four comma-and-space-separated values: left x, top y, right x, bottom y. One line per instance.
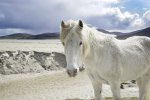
97, 28, 124, 36
111, 32, 125, 36
0, 33, 32, 39
29, 32, 59, 39
0, 27, 149, 39
0, 32, 59, 39
117, 27, 150, 39
97, 29, 111, 34
98, 27, 150, 39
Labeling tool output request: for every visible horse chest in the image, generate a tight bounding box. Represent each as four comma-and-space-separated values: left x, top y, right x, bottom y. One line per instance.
87, 68, 109, 84
85, 58, 119, 82
84, 44, 135, 82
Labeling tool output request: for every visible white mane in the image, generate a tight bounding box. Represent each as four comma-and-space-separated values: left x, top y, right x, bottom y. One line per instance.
78, 22, 117, 58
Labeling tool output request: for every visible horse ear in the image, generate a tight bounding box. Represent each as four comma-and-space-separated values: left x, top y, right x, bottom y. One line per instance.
61, 20, 66, 28
78, 20, 83, 29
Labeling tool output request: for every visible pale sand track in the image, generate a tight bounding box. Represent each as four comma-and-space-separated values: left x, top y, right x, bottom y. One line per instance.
0, 71, 139, 100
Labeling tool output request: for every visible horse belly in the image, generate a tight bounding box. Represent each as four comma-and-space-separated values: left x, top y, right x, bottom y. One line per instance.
119, 38, 150, 81
121, 62, 150, 81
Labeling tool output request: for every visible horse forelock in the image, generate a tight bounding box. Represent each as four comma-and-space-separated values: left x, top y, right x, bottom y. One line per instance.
60, 27, 73, 42
60, 20, 83, 42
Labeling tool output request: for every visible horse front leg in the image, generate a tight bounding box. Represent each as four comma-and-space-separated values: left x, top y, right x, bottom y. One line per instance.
89, 75, 102, 100
110, 81, 121, 100
92, 82, 102, 100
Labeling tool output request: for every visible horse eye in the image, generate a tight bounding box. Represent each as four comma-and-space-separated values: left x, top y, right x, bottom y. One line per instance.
79, 41, 82, 46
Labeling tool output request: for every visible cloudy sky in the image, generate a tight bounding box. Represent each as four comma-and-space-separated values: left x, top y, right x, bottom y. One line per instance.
0, 0, 150, 35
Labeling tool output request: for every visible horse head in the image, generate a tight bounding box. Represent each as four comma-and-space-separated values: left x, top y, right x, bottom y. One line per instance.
60, 20, 85, 77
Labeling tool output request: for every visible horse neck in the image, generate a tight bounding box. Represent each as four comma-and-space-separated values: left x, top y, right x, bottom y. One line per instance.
86, 28, 115, 46
82, 27, 115, 59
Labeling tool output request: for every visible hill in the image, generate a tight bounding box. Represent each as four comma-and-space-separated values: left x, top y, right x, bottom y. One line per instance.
0, 27, 149, 39
29, 33, 59, 39
0, 32, 59, 39
97, 29, 124, 36
0, 33, 32, 39
117, 27, 150, 39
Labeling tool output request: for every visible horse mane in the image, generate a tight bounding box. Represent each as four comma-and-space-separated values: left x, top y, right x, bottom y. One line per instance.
80, 23, 117, 58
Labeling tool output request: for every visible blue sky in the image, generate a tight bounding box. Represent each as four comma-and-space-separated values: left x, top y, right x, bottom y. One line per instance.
118, 0, 149, 14
0, 0, 150, 35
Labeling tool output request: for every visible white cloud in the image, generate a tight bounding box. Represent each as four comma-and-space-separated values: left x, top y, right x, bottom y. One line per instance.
86, 7, 143, 30
0, 0, 150, 35
130, 18, 144, 29
48, 0, 120, 17
129, 10, 150, 30
143, 8, 148, 11
0, 28, 33, 36
41, 0, 149, 30
0, 0, 121, 32
143, 10, 150, 26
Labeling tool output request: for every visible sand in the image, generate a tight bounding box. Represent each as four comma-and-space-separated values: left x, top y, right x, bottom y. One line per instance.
0, 39, 140, 100
0, 39, 63, 53
0, 71, 139, 100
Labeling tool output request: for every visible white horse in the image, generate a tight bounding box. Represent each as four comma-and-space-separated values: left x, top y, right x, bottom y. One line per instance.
60, 20, 150, 100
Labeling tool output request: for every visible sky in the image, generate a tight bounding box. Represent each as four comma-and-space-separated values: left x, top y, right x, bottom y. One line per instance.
0, 0, 150, 35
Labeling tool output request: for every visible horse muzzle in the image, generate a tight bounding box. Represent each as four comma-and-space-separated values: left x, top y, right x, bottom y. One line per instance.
67, 68, 78, 77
